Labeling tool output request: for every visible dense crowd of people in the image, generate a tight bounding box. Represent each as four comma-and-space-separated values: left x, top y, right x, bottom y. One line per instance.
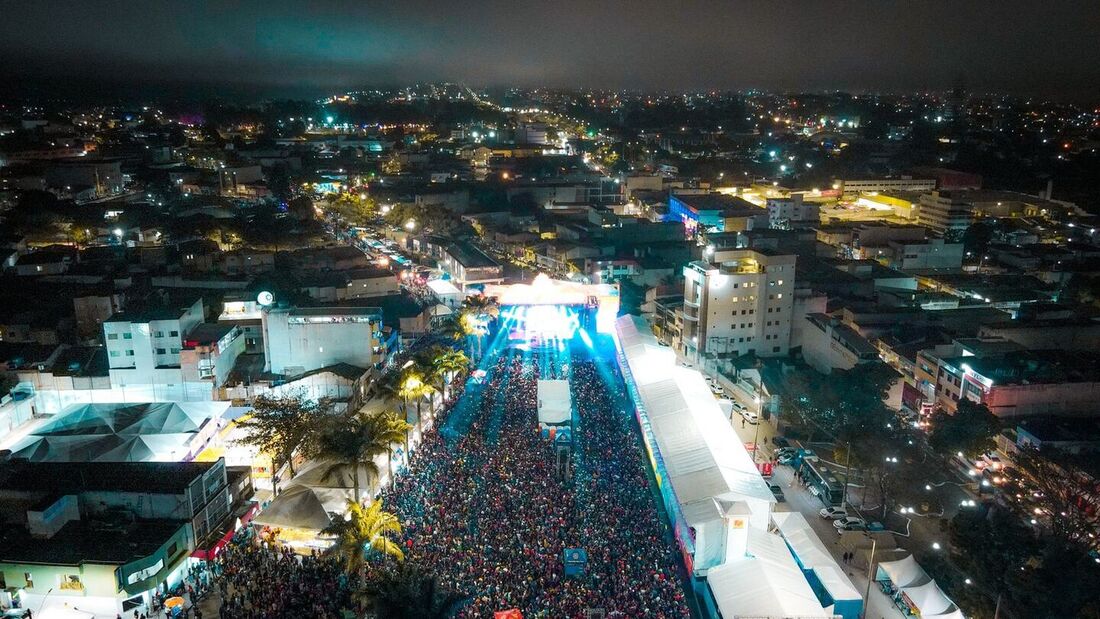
203, 530, 358, 619
382, 347, 691, 618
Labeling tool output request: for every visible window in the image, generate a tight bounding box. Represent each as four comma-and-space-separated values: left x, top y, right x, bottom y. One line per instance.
122, 333, 132, 340
777, 293, 783, 299
107, 333, 118, 340
170, 348, 180, 354
156, 348, 166, 355
24, 572, 33, 589
60, 575, 82, 591
748, 309, 754, 314
109, 350, 120, 358
777, 280, 784, 285
170, 330, 179, 337
125, 350, 135, 356
773, 346, 781, 353
154, 331, 164, 338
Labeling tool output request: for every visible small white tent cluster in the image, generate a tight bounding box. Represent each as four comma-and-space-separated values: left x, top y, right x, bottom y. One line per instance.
8, 402, 227, 462
877, 554, 966, 619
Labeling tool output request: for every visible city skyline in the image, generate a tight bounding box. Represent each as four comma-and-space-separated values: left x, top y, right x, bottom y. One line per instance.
2, 0, 1100, 100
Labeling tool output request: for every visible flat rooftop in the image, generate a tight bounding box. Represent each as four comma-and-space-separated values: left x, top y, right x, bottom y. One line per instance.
0, 518, 184, 566
0, 460, 216, 494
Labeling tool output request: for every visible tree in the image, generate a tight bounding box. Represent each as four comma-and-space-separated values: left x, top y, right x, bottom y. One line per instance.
1013, 446, 1100, 546
928, 399, 1000, 458
398, 365, 437, 437
361, 563, 465, 619
431, 348, 469, 401
309, 411, 392, 504
235, 394, 326, 494
287, 195, 315, 221
375, 410, 412, 482
321, 499, 404, 574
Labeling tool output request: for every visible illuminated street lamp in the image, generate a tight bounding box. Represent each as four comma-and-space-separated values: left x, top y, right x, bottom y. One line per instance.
405, 219, 417, 231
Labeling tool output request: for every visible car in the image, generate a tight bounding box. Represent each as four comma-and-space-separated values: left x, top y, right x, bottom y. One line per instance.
981, 453, 1004, 471
731, 400, 747, 412
709, 384, 724, 396
775, 447, 797, 459
769, 484, 786, 502
819, 506, 848, 520
739, 410, 759, 425
772, 436, 792, 449
833, 516, 868, 531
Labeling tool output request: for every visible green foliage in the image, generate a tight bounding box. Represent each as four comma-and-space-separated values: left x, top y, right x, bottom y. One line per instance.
360, 563, 466, 619
324, 192, 376, 225
928, 399, 1000, 458
235, 394, 327, 479
309, 410, 399, 503
321, 499, 405, 573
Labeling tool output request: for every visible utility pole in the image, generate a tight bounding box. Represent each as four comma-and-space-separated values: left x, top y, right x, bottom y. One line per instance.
860, 537, 877, 619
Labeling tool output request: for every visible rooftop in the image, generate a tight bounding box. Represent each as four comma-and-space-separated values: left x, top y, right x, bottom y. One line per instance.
0, 460, 217, 494
0, 518, 185, 566
943, 349, 1100, 386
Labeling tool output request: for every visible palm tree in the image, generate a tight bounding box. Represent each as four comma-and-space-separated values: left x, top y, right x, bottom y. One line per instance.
432, 348, 469, 401
310, 412, 391, 504
321, 500, 404, 575
361, 563, 465, 619
376, 410, 412, 482
398, 365, 436, 438
458, 294, 499, 360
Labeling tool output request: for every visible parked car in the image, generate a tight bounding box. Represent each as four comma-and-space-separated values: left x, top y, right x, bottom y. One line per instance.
769, 484, 786, 502
834, 516, 868, 531
819, 507, 848, 520
709, 383, 724, 396
772, 436, 791, 449
739, 410, 759, 425
775, 447, 797, 460
731, 400, 747, 412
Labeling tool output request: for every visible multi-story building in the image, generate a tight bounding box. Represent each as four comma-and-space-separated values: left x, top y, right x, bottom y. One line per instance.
668, 193, 769, 235
0, 459, 238, 616
765, 194, 820, 229
917, 191, 974, 236
680, 248, 796, 363
103, 297, 208, 400
262, 306, 389, 376
839, 177, 937, 194
179, 323, 246, 389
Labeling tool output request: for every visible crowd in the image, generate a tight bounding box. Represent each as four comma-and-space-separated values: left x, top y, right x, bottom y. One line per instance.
203, 530, 358, 619
382, 347, 691, 618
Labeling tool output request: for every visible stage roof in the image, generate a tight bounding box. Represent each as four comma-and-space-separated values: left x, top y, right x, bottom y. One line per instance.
484, 273, 618, 308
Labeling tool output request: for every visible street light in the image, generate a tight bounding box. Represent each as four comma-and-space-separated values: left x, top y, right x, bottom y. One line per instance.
405, 219, 417, 231
932, 542, 942, 550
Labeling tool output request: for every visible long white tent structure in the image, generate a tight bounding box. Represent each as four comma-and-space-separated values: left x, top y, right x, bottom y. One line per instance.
614, 314, 775, 575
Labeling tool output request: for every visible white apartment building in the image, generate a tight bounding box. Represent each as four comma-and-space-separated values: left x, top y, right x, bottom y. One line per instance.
766, 194, 820, 228
917, 191, 975, 236
103, 297, 209, 400
262, 306, 387, 376
681, 248, 796, 362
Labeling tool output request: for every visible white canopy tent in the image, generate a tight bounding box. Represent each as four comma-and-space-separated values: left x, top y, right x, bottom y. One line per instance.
7, 401, 228, 462
537, 379, 571, 426
708, 528, 833, 619
250, 485, 354, 531
901, 581, 956, 617
876, 554, 931, 588
772, 512, 862, 610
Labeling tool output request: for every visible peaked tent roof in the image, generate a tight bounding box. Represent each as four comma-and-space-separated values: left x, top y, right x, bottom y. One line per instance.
876, 554, 931, 588
901, 581, 956, 616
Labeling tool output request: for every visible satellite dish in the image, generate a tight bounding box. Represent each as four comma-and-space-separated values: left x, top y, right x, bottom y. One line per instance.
257, 291, 274, 306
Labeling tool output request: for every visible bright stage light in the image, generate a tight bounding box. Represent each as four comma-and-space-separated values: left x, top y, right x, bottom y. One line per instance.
502, 305, 581, 344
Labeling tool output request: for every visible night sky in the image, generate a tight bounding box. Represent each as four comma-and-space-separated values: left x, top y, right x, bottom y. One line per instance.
2, 0, 1099, 99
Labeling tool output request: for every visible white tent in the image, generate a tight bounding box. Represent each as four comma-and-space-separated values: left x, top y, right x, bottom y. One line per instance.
771, 512, 861, 606
901, 581, 956, 616
8, 401, 228, 462
876, 554, 931, 588
537, 379, 571, 426
250, 485, 354, 531
708, 529, 832, 619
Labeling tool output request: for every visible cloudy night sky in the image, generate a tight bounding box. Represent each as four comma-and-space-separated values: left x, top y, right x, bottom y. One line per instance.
2, 0, 1099, 98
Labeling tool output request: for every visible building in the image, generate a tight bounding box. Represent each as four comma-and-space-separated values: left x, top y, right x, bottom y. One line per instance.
766, 194, 820, 228
440, 241, 504, 290
43, 157, 124, 197
73, 288, 125, 340
917, 191, 974, 236
669, 193, 769, 234
179, 323, 246, 389
262, 306, 388, 376
921, 348, 1100, 417
800, 314, 880, 374
839, 177, 937, 194
0, 459, 238, 616
681, 248, 796, 362
886, 238, 964, 271
103, 297, 209, 400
